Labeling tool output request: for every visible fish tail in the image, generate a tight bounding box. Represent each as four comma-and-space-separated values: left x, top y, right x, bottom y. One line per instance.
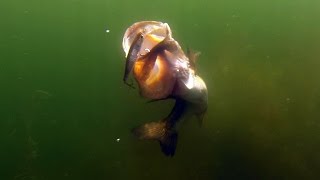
132, 121, 178, 157
132, 99, 186, 156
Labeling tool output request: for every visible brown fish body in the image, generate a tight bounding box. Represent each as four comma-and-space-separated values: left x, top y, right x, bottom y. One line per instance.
122, 21, 208, 156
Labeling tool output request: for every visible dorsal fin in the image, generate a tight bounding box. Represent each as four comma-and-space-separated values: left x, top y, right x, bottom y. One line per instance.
186, 47, 201, 72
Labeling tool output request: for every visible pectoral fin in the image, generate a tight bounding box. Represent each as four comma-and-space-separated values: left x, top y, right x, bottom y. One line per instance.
195, 112, 205, 127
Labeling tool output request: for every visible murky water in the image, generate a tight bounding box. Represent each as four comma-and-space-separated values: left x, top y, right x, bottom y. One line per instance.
1, 0, 320, 179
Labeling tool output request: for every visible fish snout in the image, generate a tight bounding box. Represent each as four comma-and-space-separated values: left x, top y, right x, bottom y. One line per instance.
122, 21, 172, 57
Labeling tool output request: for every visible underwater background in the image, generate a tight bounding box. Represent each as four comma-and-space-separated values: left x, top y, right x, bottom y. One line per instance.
1, 0, 320, 179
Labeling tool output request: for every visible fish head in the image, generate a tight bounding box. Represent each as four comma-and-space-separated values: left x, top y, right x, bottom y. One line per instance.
122, 21, 172, 58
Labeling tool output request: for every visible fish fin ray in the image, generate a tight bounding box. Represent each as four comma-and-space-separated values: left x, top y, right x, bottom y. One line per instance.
186, 47, 201, 71
159, 131, 177, 157
132, 121, 178, 157
195, 113, 205, 127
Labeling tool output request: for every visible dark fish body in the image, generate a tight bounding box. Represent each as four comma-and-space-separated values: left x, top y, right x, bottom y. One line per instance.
122, 21, 208, 156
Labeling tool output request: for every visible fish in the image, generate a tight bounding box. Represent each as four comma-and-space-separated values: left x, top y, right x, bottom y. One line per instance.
122, 21, 208, 156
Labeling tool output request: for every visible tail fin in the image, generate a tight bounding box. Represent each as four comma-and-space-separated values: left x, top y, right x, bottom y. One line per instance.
132, 121, 178, 157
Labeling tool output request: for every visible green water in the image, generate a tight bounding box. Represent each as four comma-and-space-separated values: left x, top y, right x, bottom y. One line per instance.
1, 0, 320, 179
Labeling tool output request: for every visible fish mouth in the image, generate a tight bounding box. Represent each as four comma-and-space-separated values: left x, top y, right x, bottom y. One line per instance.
122, 21, 171, 58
